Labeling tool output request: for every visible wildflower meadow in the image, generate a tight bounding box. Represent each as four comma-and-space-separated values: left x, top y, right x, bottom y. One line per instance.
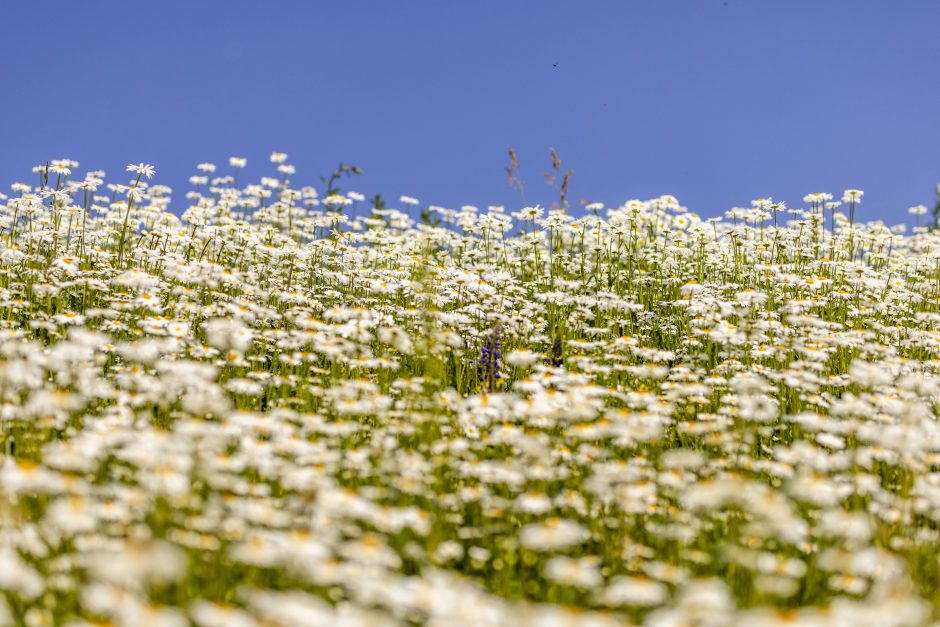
2, 156, 940, 626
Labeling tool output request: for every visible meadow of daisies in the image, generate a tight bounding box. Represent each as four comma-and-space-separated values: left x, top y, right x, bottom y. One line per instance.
0, 156, 939, 626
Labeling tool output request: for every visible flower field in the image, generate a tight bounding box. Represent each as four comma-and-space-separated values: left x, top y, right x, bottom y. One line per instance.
2, 158, 940, 626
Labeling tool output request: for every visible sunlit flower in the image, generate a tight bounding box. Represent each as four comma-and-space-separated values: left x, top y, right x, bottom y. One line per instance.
126, 162, 156, 179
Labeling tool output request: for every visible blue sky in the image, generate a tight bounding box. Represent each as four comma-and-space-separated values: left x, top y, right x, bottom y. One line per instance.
1, 1, 938, 221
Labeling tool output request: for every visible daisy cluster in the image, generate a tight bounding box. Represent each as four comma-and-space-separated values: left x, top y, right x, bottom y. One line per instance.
0, 157, 939, 626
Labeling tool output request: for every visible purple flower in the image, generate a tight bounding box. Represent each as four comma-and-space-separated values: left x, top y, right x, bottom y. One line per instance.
478, 327, 503, 391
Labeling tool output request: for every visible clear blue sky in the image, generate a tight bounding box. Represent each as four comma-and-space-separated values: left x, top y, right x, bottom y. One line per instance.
1, 1, 938, 221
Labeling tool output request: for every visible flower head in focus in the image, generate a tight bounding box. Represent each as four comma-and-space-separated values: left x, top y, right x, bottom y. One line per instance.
126, 163, 156, 179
